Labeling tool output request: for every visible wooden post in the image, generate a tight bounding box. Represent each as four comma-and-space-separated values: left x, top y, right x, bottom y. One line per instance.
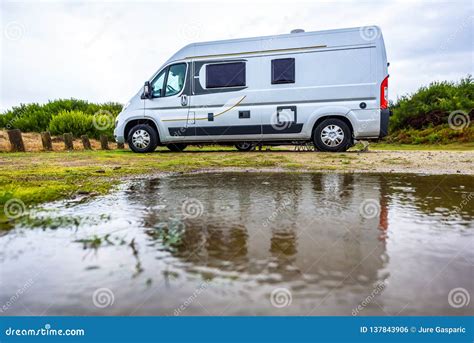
100, 135, 109, 150
40, 131, 53, 151
81, 135, 92, 150
117, 142, 124, 149
7, 129, 25, 152
63, 133, 74, 150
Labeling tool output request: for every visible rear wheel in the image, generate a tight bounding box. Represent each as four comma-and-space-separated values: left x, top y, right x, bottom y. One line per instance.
313, 118, 352, 152
128, 124, 158, 153
235, 142, 254, 151
167, 143, 187, 152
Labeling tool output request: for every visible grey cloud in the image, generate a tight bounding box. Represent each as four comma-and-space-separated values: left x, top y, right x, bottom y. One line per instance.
0, 0, 472, 110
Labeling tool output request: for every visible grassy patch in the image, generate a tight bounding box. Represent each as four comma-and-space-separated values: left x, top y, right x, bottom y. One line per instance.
0, 150, 291, 209
371, 142, 474, 151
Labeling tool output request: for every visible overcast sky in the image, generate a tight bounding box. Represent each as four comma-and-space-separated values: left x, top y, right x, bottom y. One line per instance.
0, 0, 472, 110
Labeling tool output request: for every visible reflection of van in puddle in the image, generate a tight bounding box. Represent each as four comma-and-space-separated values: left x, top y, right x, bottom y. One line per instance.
114, 26, 390, 153
138, 173, 389, 291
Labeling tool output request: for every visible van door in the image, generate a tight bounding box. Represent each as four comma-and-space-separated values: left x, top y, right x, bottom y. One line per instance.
184, 59, 262, 142
144, 62, 191, 142
259, 56, 303, 139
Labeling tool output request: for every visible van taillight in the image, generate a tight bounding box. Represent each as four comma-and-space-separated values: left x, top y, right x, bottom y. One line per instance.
380, 76, 389, 109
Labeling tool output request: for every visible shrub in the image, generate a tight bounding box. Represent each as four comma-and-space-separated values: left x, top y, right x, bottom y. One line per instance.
0, 99, 122, 135
390, 76, 474, 131
386, 124, 474, 145
48, 111, 95, 138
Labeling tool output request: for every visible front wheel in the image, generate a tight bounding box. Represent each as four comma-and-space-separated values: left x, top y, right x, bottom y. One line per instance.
167, 143, 187, 152
235, 142, 254, 151
128, 124, 158, 153
313, 118, 352, 152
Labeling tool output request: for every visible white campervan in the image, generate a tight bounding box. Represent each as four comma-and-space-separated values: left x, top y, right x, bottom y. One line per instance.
114, 26, 390, 153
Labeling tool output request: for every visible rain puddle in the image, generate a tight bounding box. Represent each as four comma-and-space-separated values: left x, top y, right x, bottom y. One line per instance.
0, 173, 473, 316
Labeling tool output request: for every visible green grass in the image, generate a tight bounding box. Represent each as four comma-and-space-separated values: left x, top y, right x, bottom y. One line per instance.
370, 142, 474, 151
0, 150, 293, 211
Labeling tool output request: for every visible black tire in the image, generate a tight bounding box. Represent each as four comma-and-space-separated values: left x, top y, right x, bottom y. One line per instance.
313, 118, 352, 152
167, 143, 187, 152
127, 124, 158, 153
235, 142, 254, 151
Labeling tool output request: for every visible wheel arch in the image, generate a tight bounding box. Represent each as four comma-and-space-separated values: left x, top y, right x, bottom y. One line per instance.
306, 106, 355, 139
311, 115, 354, 140
124, 118, 160, 143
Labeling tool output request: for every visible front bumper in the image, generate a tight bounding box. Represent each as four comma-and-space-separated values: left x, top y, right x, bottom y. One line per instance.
379, 109, 391, 138
114, 122, 125, 144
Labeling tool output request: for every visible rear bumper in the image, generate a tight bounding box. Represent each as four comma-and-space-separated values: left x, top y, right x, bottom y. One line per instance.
379, 109, 391, 138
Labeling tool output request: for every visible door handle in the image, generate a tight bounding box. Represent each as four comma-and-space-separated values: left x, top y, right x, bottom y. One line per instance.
181, 94, 188, 106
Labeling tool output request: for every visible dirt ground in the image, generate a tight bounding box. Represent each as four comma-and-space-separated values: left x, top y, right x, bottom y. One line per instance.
285, 149, 473, 175
1, 148, 472, 175
0, 129, 472, 175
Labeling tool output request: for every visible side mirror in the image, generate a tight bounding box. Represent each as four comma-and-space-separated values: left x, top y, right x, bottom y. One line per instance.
142, 81, 152, 99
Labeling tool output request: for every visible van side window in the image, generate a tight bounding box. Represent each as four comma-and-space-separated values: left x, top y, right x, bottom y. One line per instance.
151, 69, 166, 97
271, 58, 295, 84
206, 62, 246, 88
165, 63, 187, 96
151, 63, 187, 98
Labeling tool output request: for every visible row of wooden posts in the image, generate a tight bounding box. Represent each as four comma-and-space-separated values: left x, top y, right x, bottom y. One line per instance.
6, 129, 124, 152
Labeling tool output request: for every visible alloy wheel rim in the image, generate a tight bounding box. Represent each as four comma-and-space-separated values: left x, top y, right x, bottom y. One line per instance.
321, 125, 344, 147
132, 129, 151, 149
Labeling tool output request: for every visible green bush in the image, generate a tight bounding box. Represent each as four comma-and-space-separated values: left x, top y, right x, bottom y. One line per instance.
385, 75, 474, 144
48, 110, 115, 139
48, 111, 94, 138
390, 76, 474, 131
0, 99, 122, 136
386, 124, 474, 145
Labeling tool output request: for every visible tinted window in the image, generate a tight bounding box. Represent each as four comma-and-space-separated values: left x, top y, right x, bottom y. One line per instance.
271, 58, 295, 84
206, 62, 246, 88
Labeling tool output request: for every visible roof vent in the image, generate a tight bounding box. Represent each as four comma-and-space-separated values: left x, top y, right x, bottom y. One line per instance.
290, 29, 305, 34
